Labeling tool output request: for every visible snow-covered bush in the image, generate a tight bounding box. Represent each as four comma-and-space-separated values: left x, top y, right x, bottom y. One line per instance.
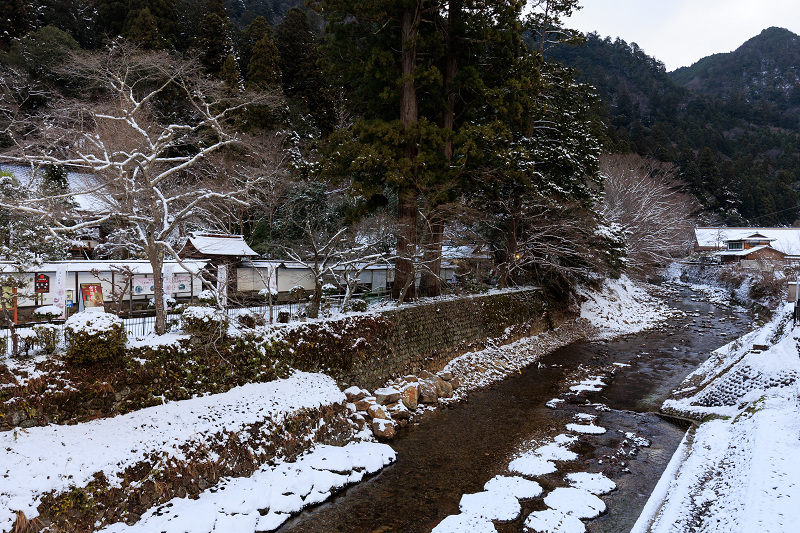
198, 290, 217, 306
34, 323, 60, 354
181, 306, 229, 339
13, 329, 37, 356
235, 310, 266, 329
290, 285, 305, 299
258, 287, 278, 299
322, 283, 338, 296
33, 305, 61, 323
344, 299, 368, 313
64, 311, 126, 364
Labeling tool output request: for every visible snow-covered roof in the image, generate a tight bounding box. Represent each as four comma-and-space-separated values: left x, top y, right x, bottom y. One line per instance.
695, 227, 800, 255
183, 234, 258, 257
442, 245, 493, 260
0, 260, 206, 275
0, 164, 106, 214
715, 245, 781, 257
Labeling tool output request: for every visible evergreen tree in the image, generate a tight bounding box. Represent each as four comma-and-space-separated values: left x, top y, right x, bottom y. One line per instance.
123, 0, 178, 49
274, 7, 332, 132
126, 7, 161, 49
94, 0, 128, 41
246, 32, 281, 88
220, 52, 243, 89
0, 0, 33, 50
198, 13, 230, 75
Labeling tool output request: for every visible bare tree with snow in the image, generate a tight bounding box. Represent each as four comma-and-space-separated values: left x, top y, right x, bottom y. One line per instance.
599, 153, 698, 276
0, 45, 283, 334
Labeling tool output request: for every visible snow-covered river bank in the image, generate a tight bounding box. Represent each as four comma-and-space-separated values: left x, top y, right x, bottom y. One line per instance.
278, 282, 753, 532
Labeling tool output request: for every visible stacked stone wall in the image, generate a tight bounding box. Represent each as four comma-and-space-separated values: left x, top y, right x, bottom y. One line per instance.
286, 289, 575, 390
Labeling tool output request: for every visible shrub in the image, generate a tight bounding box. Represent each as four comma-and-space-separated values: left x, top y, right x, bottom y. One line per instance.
33, 305, 62, 322
181, 306, 229, 339
258, 287, 278, 300
13, 329, 37, 356
34, 324, 60, 354
277, 311, 290, 323
344, 299, 368, 313
235, 310, 266, 329
197, 290, 218, 306
749, 272, 783, 304
64, 311, 126, 364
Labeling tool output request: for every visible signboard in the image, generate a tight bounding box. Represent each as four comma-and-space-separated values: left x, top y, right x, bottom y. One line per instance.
35, 274, 50, 293
65, 289, 74, 308
132, 277, 155, 295
81, 283, 104, 308
54, 265, 67, 318
173, 275, 191, 293
217, 264, 228, 307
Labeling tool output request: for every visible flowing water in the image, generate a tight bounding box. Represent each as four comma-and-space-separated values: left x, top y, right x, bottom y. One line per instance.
278, 285, 752, 533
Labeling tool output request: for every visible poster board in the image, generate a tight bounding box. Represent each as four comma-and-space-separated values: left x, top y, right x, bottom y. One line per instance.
80, 283, 104, 308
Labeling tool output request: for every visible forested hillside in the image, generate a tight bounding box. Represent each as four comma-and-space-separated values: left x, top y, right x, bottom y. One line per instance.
547, 28, 800, 226
2, 0, 648, 329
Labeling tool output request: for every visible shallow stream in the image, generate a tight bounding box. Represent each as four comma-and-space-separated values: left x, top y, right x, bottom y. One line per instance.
278, 284, 752, 533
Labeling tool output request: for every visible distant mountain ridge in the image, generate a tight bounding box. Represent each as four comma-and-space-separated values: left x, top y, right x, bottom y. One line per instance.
546, 27, 800, 226
671, 27, 800, 115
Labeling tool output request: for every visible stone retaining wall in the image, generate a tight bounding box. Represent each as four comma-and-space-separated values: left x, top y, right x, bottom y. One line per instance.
285, 289, 575, 390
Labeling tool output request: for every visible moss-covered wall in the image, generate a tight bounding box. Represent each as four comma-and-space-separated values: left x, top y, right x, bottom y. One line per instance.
285, 289, 574, 390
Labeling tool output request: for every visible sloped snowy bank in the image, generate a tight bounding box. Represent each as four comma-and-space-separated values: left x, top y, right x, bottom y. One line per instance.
633, 302, 800, 533
0, 372, 365, 531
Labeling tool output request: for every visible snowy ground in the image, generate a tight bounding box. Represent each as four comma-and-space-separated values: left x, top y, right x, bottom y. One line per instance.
0, 372, 394, 532
632, 302, 800, 533
579, 275, 682, 339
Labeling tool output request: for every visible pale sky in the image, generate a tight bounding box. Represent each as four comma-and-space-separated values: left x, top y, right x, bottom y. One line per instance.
564, 0, 800, 71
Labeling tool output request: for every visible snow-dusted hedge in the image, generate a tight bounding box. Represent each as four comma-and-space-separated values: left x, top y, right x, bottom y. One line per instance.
33, 305, 62, 322
64, 311, 126, 364
198, 290, 217, 306
181, 305, 229, 338
34, 324, 60, 354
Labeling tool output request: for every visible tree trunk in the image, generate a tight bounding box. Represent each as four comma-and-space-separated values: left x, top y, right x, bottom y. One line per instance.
500, 215, 519, 289
419, 2, 460, 297
394, 4, 422, 303
419, 220, 444, 297
394, 184, 418, 301
147, 243, 166, 335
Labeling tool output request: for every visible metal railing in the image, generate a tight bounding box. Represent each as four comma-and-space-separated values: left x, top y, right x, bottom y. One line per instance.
1, 291, 393, 358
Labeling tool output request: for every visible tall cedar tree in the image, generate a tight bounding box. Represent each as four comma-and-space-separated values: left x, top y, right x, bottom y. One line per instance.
0, 0, 33, 50
123, 0, 179, 49
275, 7, 334, 133
94, 0, 128, 41
247, 29, 281, 88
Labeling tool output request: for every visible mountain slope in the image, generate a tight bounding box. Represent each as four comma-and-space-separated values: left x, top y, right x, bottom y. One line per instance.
546, 30, 800, 226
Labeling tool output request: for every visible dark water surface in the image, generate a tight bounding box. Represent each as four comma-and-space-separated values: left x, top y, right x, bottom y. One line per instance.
278, 285, 751, 533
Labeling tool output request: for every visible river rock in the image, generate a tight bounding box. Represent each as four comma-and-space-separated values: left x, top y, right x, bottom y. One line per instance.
387, 401, 411, 420
354, 396, 376, 412
438, 371, 453, 381
374, 387, 402, 405
368, 404, 390, 420
450, 376, 461, 390
419, 370, 438, 381
439, 380, 454, 398
344, 386, 367, 402
372, 418, 397, 440
403, 375, 418, 382
401, 383, 419, 410
419, 380, 439, 404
